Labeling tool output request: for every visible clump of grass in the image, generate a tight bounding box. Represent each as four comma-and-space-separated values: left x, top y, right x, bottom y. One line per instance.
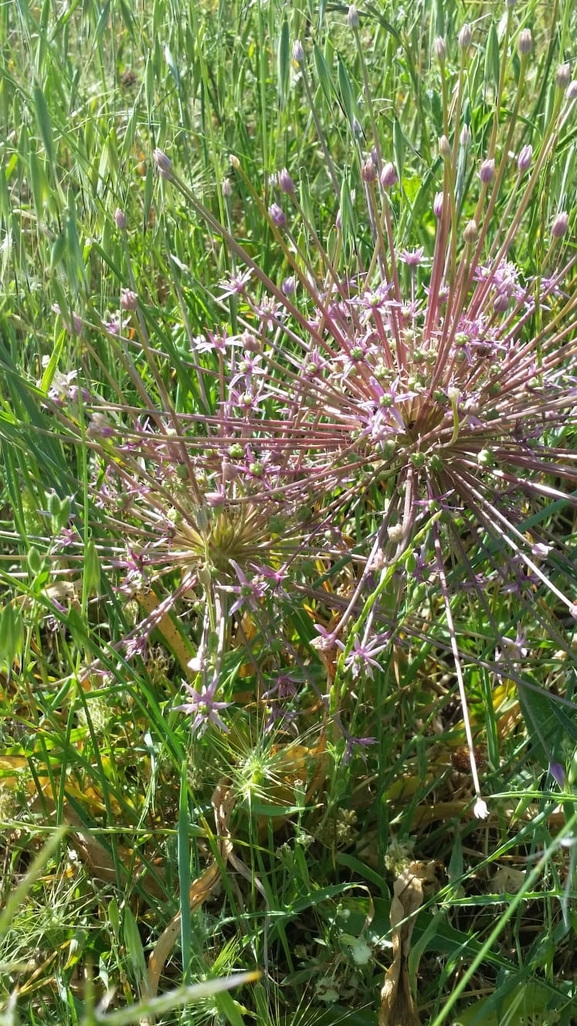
1, 2, 577, 1025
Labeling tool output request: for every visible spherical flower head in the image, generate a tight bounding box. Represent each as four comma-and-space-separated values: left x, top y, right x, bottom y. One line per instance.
114, 208, 127, 230
292, 40, 305, 64
556, 63, 572, 90
347, 5, 359, 29
479, 158, 495, 183
268, 202, 287, 228
433, 36, 447, 63
517, 29, 532, 56
278, 167, 295, 194
517, 144, 533, 173
120, 288, 139, 311
380, 162, 398, 189
551, 211, 569, 238
153, 148, 173, 180
458, 23, 472, 49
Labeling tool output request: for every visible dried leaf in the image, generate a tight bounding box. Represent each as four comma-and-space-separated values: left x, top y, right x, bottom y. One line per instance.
379, 862, 436, 1026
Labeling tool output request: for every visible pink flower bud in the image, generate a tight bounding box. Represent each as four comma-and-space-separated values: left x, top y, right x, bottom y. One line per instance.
438, 135, 451, 160
268, 203, 287, 228
517, 144, 533, 173
292, 40, 304, 64
120, 288, 138, 311
114, 208, 127, 230
433, 36, 446, 63
433, 192, 444, 218
556, 63, 572, 90
517, 29, 532, 56
153, 148, 173, 180
278, 168, 295, 194
458, 23, 472, 49
347, 5, 359, 28
361, 158, 377, 183
221, 178, 232, 197
551, 211, 569, 238
380, 162, 398, 188
479, 158, 495, 183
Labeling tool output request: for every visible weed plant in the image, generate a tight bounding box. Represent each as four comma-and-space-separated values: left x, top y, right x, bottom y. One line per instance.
1, 1, 577, 1025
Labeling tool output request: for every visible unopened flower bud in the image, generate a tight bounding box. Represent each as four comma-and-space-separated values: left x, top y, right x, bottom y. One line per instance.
153, 148, 173, 179
278, 167, 295, 194
361, 158, 377, 183
439, 135, 451, 160
268, 202, 287, 228
434, 36, 446, 63
567, 81, 577, 101
380, 162, 398, 188
347, 5, 359, 28
222, 177, 232, 197
463, 219, 478, 243
460, 124, 472, 147
517, 29, 532, 56
433, 192, 444, 218
292, 40, 305, 64
282, 276, 296, 296
556, 63, 572, 90
120, 288, 138, 311
493, 292, 510, 313
551, 211, 569, 237
458, 23, 472, 49
517, 144, 533, 173
114, 208, 127, 230
479, 158, 495, 183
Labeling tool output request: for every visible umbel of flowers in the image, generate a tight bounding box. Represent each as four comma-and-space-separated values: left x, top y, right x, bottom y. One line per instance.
51, 8, 577, 813
150, 13, 577, 810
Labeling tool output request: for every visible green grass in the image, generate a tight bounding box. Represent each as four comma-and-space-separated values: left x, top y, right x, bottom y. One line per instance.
1, 1, 577, 1024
